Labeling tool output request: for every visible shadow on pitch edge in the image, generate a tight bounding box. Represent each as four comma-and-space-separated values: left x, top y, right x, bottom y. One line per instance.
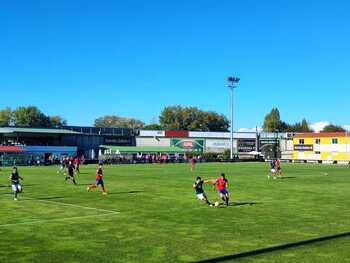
194, 231, 350, 263
107, 191, 145, 195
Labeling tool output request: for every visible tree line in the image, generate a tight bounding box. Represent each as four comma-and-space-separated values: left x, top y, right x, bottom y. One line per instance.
0, 105, 346, 132
94, 105, 229, 131
262, 107, 346, 133
0, 106, 66, 128
0, 105, 229, 131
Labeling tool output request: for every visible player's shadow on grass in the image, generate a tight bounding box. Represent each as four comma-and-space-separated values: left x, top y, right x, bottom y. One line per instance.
278, 176, 296, 180
24, 196, 66, 201
0, 192, 12, 196
230, 201, 259, 207
194, 231, 350, 263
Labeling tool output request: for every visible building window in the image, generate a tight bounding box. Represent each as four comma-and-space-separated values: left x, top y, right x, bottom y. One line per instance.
299, 139, 305, 144
315, 139, 321, 144
315, 151, 321, 154
332, 138, 338, 144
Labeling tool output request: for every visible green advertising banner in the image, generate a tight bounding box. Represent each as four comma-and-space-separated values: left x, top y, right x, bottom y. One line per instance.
170, 138, 204, 152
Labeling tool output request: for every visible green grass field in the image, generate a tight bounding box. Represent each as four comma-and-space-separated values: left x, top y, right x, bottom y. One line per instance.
1, 162, 350, 263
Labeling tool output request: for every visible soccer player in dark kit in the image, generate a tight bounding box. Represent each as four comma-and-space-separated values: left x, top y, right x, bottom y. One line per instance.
193, 176, 213, 206
65, 161, 77, 185
9, 167, 23, 201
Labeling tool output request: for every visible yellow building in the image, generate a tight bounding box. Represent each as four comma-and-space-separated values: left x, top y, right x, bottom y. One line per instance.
293, 132, 350, 163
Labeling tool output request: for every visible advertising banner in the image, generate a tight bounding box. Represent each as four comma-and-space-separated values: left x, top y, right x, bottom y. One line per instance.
294, 144, 314, 151
238, 139, 256, 152
171, 138, 204, 152
139, 130, 165, 137
206, 139, 231, 149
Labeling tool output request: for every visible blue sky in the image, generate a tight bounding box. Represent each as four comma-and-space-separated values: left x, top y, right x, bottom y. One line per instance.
1, 0, 350, 129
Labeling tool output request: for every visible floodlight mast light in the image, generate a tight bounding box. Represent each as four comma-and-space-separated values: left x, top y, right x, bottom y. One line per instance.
226, 76, 240, 160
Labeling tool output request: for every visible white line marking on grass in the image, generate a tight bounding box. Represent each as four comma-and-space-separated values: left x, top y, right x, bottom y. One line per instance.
0, 213, 119, 228
23, 196, 120, 214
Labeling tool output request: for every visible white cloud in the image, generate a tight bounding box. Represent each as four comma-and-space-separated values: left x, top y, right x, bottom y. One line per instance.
308, 121, 350, 132
343, 125, 350, 131
310, 121, 330, 132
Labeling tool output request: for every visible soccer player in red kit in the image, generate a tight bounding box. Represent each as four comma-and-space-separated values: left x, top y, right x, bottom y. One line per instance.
87, 164, 107, 195
275, 159, 283, 177
74, 157, 81, 174
191, 157, 197, 171
215, 173, 230, 206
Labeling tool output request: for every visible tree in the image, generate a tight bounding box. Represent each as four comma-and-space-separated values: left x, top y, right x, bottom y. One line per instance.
8, 106, 66, 128
94, 115, 144, 129
300, 119, 312, 132
203, 111, 230, 132
0, 107, 13, 126
49, 116, 67, 127
262, 107, 283, 132
287, 118, 313, 132
159, 106, 182, 130
262, 108, 314, 133
322, 124, 345, 132
143, 124, 163, 130
159, 105, 229, 131
13, 106, 52, 127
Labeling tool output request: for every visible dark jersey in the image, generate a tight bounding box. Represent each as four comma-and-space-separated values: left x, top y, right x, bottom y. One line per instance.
270, 160, 275, 169
194, 180, 204, 194
11, 172, 20, 184
68, 164, 75, 176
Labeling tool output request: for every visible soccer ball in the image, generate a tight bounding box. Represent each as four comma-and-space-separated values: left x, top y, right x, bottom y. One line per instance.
214, 201, 220, 207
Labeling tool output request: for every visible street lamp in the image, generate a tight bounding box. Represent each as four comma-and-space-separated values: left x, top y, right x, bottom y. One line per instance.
227, 76, 240, 160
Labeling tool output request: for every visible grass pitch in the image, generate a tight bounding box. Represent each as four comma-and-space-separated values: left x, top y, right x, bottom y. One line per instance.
1, 162, 350, 263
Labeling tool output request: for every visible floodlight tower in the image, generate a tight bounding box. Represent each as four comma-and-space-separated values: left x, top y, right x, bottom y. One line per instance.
227, 76, 240, 160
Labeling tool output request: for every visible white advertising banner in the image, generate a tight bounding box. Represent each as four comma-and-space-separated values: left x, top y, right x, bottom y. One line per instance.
205, 139, 231, 149
136, 137, 170, 147
189, 131, 256, 139
139, 130, 165, 137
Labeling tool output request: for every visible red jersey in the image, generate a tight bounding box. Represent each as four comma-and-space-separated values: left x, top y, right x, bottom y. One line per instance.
275, 159, 281, 168
96, 168, 103, 180
216, 178, 228, 191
